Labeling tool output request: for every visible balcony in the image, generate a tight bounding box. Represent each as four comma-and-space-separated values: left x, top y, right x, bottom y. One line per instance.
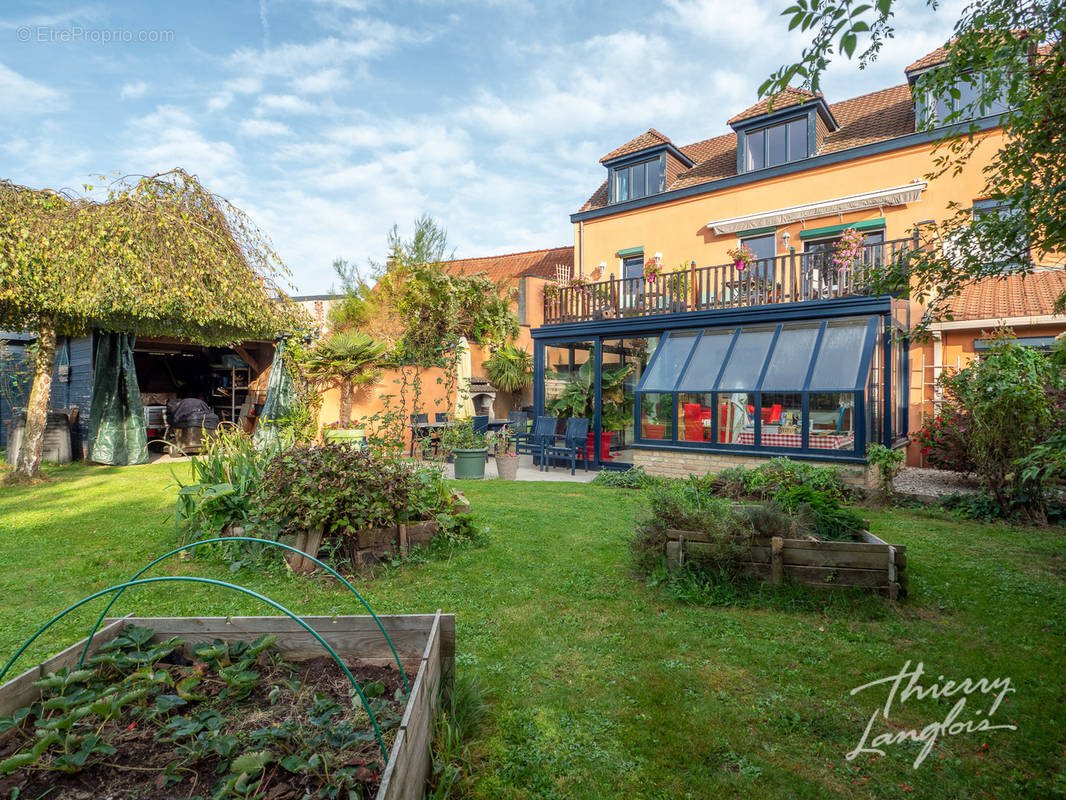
542, 237, 916, 326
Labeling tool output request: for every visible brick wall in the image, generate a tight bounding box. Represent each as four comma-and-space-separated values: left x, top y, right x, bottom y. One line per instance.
633, 447, 877, 488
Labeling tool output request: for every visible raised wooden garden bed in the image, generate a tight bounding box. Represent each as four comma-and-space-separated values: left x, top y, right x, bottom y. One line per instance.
0, 612, 455, 800
287, 521, 442, 572
286, 493, 472, 573
665, 528, 907, 599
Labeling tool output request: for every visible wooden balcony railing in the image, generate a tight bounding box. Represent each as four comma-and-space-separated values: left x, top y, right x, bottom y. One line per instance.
543, 237, 917, 326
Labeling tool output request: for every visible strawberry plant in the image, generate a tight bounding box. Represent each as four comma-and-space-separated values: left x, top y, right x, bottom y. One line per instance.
0, 625, 409, 799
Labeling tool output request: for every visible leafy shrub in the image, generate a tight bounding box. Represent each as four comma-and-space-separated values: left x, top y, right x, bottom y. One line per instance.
257, 445, 452, 538
632, 478, 754, 578
439, 419, 490, 452
912, 404, 974, 472
936, 333, 1066, 521
173, 427, 275, 544
710, 457, 856, 503
866, 443, 906, 497
774, 485, 865, 542
738, 502, 812, 540
940, 491, 1005, 522
591, 466, 652, 489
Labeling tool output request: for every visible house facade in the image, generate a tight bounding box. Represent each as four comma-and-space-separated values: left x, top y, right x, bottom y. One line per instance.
529, 46, 1065, 479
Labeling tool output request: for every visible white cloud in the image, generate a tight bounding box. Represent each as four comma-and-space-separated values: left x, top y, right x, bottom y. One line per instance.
257, 93, 319, 114
225, 26, 415, 78
120, 80, 149, 100
661, 0, 773, 47
0, 63, 66, 116
207, 94, 233, 112
238, 118, 292, 137
206, 76, 263, 113
290, 67, 347, 94
124, 106, 242, 193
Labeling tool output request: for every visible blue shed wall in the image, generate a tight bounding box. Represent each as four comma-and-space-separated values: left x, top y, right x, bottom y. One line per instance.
0, 333, 94, 455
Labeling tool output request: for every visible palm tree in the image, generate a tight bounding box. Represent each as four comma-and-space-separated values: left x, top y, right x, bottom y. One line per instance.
482, 344, 533, 393
304, 331, 387, 425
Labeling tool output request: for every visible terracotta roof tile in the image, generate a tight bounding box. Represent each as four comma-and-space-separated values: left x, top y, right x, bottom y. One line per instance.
906, 45, 953, 74
907, 37, 1051, 74
819, 84, 914, 154
600, 128, 673, 163
727, 88, 821, 125
943, 270, 1066, 321
580, 82, 917, 211
673, 134, 737, 190
443, 246, 573, 284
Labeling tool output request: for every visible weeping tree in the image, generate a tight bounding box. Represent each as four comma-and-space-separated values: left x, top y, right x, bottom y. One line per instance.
303, 330, 387, 426
0, 169, 303, 480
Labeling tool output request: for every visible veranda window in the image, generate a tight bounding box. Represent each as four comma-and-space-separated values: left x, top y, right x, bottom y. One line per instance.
634, 316, 883, 456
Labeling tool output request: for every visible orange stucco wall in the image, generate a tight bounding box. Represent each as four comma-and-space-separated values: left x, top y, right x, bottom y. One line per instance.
572, 132, 1005, 279
316, 336, 536, 434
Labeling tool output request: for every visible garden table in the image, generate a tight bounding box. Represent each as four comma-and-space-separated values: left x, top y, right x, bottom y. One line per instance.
735, 431, 855, 450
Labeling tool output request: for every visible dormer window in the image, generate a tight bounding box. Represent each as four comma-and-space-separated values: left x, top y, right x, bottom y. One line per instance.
912, 70, 1010, 128
745, 117, 809, 171
729, 91, 834, 175
609, 155, 666, 204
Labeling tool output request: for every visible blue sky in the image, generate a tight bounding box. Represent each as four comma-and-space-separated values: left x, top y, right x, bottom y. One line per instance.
0, 0, 961, 294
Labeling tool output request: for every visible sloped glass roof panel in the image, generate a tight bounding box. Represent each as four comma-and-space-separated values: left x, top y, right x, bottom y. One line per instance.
809, 317, 874, 390
638, 330, 699, 392
677, 328, 736, 391
759, 323, 821, 390
716, 325, 776, 391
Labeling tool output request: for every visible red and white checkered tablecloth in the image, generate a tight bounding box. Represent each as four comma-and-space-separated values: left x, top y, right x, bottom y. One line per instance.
736, 431, 855, 450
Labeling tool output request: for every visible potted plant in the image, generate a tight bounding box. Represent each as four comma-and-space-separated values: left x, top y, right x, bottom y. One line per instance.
545, 360, 635, 459
642, 396, 671, 440
489, 426, 520, 480
441, 418, 490, 480
727, 244, 757, 272
321, 419, 365, 446
830, 227, 868, 291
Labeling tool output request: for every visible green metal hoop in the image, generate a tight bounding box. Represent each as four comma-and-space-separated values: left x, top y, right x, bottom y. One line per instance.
0, 576, 391, 761
74, 537, 409, 693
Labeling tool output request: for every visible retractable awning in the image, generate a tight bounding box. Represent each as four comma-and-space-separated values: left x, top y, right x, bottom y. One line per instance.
706, 182, 927, 236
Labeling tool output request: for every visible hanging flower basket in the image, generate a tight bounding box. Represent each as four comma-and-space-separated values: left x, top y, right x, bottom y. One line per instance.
643, 259, 661, 283
726, 244, 757, 272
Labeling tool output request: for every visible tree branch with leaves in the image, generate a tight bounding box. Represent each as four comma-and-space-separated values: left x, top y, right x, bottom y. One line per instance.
764, 0, 1064, 337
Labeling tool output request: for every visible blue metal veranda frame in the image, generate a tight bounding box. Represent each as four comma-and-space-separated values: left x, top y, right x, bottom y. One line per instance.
532, 296, 893, 465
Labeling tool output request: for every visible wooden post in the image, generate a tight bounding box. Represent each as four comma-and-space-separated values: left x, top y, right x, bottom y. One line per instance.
666, 539, 683, 570
770, 536, 784, 584
887, 545, 899, 601
399, 523, 408, 555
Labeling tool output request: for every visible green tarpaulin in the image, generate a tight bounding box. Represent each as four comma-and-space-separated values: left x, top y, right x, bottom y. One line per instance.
89, 332, 147, 465
253, 339, 295, 451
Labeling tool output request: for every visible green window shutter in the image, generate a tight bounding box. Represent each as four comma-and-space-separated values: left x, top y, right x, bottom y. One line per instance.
799, 218, 886, 240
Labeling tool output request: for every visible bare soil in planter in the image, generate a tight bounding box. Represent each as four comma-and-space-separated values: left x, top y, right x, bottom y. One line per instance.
0, 626, 413, 800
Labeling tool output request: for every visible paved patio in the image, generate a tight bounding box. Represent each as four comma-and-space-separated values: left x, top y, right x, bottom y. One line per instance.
440, 454, 598, 482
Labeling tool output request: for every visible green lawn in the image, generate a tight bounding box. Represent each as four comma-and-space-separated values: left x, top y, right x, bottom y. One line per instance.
0, 462, 1063, 798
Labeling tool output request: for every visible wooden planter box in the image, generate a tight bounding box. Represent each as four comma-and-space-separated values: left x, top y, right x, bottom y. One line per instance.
666, 528, 907, 599
0, 612, 455, 800
287, 521, 442, 573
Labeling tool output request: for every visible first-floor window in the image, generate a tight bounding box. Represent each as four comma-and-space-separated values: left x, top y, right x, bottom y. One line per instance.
739, 233, 776, 281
